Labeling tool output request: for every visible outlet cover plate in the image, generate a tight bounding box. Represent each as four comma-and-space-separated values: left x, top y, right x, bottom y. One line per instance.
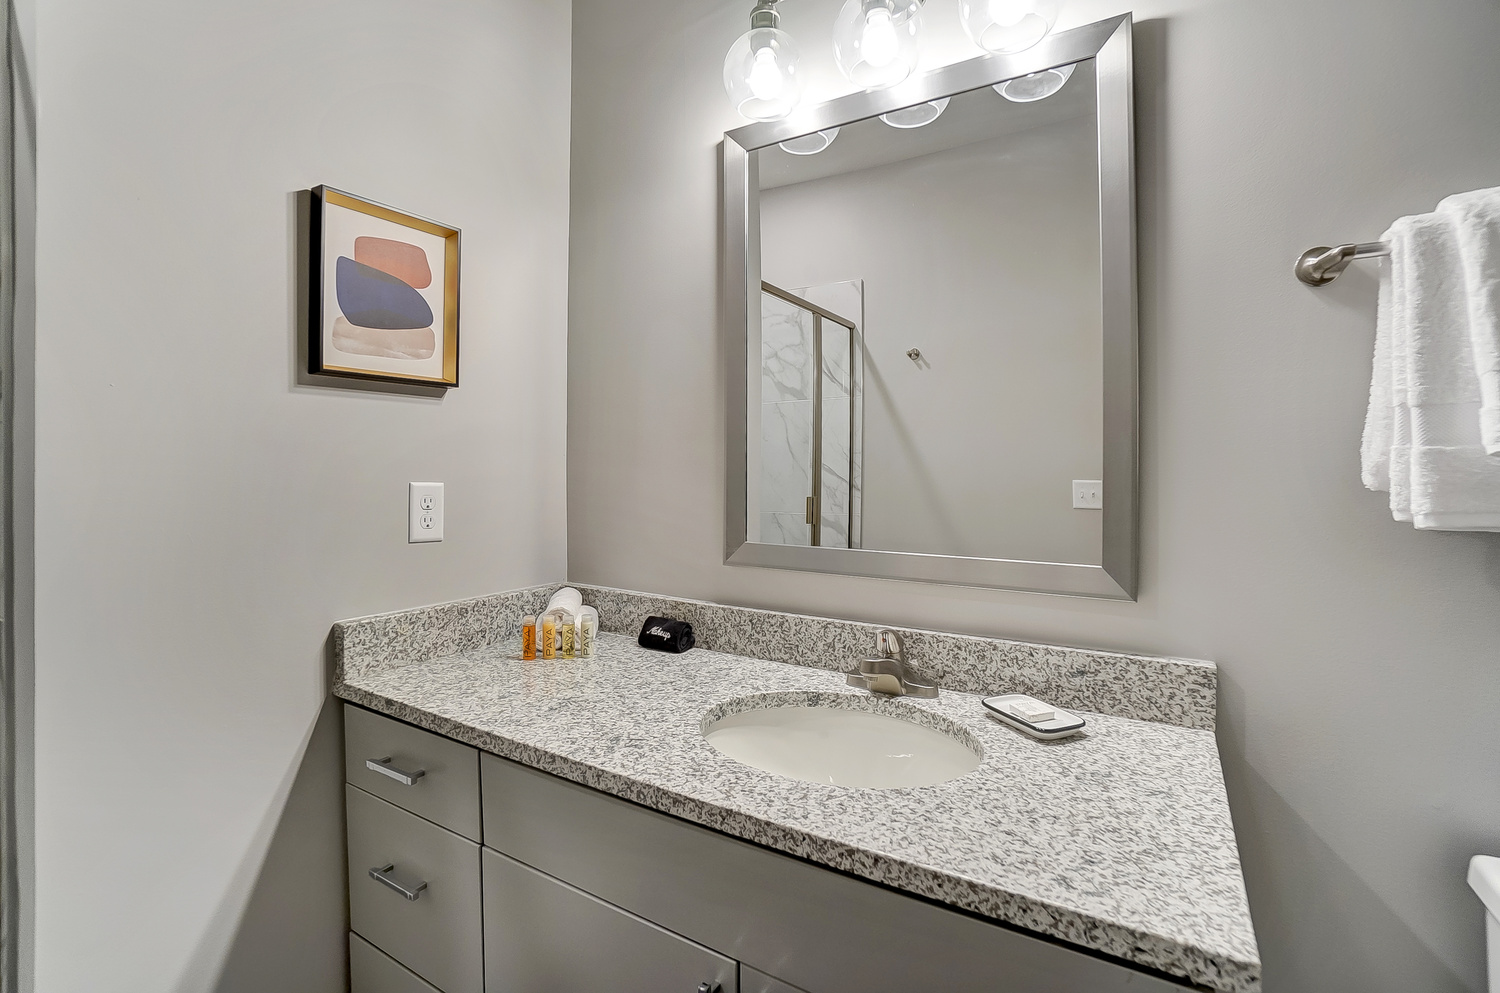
1072, 480, 1102, 510
409, 482, 444, 542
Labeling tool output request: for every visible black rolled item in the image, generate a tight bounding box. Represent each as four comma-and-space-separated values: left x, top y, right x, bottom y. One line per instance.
637, 616, 695, 654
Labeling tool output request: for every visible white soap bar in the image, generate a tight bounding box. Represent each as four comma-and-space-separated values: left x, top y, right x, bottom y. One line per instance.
1008, 698, 1056, 722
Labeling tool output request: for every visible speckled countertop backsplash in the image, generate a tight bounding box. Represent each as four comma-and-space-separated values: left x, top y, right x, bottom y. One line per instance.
334, 583, 1218, 731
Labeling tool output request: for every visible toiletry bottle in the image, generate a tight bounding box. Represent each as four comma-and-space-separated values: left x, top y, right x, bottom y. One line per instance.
541, 612, 557, 660
579, 612, 596, 658
560, 610, 575, 658
521, 614, 537, 660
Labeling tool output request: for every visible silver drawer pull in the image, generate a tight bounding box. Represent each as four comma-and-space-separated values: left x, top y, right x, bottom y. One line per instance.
697, 985, 721, 993
369, 863, 428, 901
366, 756, 426, 786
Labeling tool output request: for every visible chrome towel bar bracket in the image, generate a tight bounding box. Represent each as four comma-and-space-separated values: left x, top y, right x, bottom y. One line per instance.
1295, 241, 1391, 286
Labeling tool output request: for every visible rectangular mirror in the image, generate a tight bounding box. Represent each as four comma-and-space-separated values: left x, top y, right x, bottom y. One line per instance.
723, 15, 1137, 599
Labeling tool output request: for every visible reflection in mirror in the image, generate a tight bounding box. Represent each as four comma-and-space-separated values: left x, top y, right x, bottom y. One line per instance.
750, 60, 1102, 564
755, 282, 862, 548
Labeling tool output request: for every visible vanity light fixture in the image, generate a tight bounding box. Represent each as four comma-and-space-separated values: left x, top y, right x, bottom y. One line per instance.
833, 0, 924, 89
958, 0, 1061, 54
995, 61, 1074, 102
724, 0, 1064, 113
880, 96, 949, 128
779, 127, 841, 154
724, 0, 806, 121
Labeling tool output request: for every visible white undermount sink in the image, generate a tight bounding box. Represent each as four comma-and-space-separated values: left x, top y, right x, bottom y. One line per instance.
702, 696, 983, 789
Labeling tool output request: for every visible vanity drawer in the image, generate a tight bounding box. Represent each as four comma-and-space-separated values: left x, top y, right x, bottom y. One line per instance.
347, 785, 482, 993
482, 847, 738, 993
344, 704, 480, 840
350, 932, 442, 993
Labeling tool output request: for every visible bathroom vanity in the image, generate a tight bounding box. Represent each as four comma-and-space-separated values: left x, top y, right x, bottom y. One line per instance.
334, 585, 1260, 993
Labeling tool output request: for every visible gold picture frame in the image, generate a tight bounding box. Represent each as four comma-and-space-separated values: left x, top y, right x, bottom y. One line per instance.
309, 186, 460, 387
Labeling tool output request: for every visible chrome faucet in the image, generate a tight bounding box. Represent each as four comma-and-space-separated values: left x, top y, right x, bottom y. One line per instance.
847, 630, 938, 698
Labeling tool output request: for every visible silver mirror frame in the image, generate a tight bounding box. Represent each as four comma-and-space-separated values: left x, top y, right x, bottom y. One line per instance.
722, 14, 1137, 600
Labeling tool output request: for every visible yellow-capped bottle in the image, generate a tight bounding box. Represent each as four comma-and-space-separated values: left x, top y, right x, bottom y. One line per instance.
541, 613, 557, 660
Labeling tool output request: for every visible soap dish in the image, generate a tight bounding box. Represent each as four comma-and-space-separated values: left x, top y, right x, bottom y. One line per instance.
982, 694, 1086, 740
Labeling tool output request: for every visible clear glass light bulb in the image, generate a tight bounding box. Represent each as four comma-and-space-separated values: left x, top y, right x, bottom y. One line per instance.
994, 61, 1074, 102
880, 96, 949, 128
779, 128, 840, 155
724, 24, 805, 121
833, 0, 922, 90
988, 0, 1026, 27
862, 8, 899, 67
958, 0, 1060, 54
747, 47, 784, 99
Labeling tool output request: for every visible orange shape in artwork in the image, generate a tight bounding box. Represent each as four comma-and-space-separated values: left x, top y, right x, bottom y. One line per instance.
354, 236, 433, 289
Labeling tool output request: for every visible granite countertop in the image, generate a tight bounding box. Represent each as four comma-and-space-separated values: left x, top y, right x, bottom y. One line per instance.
335, 629, 1260, 993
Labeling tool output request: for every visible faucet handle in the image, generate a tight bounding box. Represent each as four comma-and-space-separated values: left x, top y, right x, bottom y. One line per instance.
876, 629, 905, 661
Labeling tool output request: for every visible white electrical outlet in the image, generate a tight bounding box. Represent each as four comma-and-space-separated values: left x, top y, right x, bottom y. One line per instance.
1072, 480, 1103, 510
409, 482, 444, 542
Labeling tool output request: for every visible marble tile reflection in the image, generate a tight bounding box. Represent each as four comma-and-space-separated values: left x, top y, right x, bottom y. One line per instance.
849, 372, 864, 548
822, 324, 852, 398
760, 399, 813, 514
760, 512, 811, 546
795, 281, 860, 395
761, 293, 814, 402
819, 500, 850, 548
819, 396, 853, 547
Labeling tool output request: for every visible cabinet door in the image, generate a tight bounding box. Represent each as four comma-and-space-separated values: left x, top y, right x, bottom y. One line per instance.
741, 967, 809, 993
481, 753, 1194, 993
482, 847, 738, 993
347, 785, 483, 993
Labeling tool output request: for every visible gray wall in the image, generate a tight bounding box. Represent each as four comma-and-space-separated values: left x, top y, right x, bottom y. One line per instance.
760, 119, 1103, 563
30, 0, 571, 990
567, 1, 1500, 991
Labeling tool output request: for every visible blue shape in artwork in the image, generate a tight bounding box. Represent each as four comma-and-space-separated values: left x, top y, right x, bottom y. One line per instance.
336, 256, 434, 330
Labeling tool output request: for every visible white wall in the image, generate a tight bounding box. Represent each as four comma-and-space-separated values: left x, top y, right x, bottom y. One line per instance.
31, 0, 571, 989
761, 119, 1103, 562
567, 1, 1500, 991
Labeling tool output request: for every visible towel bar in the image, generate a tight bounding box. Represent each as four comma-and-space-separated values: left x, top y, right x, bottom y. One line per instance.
1295, 241, 1392, 286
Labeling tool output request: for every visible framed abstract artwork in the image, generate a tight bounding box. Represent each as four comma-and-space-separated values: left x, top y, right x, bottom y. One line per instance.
310, 186, 460, 386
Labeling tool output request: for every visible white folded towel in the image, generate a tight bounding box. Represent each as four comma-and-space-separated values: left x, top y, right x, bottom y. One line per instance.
1361, 206, 1500, 530
1361, 227, 1398, 495
544, 586, 583, 617
1436, 186, 1500, 456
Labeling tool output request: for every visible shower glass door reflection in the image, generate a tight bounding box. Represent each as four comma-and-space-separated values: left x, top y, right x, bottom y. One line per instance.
760, 283, 858, 548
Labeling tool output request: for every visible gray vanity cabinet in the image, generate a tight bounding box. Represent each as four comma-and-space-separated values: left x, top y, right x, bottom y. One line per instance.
482, 847, 738, 993
345, 702, 1194, 993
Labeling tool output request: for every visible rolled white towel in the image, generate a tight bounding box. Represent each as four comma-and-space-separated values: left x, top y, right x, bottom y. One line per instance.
545, 586, 583, 617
